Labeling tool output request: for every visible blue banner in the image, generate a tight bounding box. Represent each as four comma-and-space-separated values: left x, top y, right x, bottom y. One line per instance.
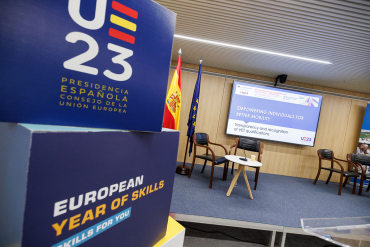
353, 103, 370, 186
18, 129, 179, 246
357, 103, 370, 156
52, 208, 131, 247
361, 104, 370, 132
0, 0, 176, 132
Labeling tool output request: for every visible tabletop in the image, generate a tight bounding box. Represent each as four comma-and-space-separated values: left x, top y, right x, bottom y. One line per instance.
225, 155, 262, 167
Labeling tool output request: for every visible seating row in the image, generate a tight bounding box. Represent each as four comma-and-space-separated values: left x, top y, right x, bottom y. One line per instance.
185, 133, 370, 197
315, 149, 370, 196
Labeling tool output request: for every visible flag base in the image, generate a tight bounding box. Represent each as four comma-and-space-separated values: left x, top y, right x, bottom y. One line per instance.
176, 165, 190, 175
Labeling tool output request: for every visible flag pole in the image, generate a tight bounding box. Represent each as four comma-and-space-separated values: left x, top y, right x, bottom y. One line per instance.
182, 137, 190, 167
176, 137, 190, 175
176, 55, 202, 175
175, 48, 189, 175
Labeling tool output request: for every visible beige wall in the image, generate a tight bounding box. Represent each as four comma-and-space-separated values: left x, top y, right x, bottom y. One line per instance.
168, 62, 370, 182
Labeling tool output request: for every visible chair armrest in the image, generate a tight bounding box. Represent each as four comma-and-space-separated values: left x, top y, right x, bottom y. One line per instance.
348, 160, 364, 174
334, 157, 353, 163
334, 158, 362, 173
209, 141, 228, 155
194, 143, 216, 160
332, 160, 344, 173
229, 144, 237, 155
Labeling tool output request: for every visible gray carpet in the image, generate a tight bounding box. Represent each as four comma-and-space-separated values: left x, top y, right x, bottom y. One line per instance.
184, 236, 264, 247
170, 163, 370, 228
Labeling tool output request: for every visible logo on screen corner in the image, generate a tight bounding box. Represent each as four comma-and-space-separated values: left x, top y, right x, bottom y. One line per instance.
298, 97, 319, 107
301, 137, 312, 142
237, 86, 250, 95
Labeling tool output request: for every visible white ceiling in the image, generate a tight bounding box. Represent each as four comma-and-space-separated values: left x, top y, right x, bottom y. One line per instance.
155, 0, 370, 93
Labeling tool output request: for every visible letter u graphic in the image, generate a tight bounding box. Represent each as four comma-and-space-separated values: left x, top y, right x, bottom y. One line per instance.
68, 0, 107, 30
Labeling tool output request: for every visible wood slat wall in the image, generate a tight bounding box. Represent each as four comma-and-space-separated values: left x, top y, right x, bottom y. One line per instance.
168, 62, 370, 182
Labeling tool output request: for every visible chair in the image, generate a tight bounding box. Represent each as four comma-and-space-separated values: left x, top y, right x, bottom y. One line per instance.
313, 149, 360, 195
188, 133, 229, 189
229, 137, 263, 190
347, 154, 370, 196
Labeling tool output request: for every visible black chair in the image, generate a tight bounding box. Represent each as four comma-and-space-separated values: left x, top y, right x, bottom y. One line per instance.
229, 137, 263, 190
314, 149, 360, 195
188, 133, 228, 189
347, 153, 370, 196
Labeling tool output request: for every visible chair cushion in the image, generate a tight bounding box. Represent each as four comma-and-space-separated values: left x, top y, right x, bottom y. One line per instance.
195, 133, 208, 145
343, 171, 360, 177
321, 167, 359, 177
238, 137, 260, 152
196, 154, 227, 165
350, 153, 370, 166
320, 149, 333, 159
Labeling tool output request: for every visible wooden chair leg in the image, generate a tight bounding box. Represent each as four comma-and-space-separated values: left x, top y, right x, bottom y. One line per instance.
358, 177, 363, 196
222, 163, 227, 181
338, 174, 343, 195
209, 163, 215, 189
343, 177, 349, 187
188, 155, 196, 178
254, 167, 260, 190
201, 160, 207, 173
222, 162, 229, 181
352, 177, 356, 195
313, 168, 321, 185
325, 171, 333, 184
231, 162, 235, 175
225, 161, 229, 180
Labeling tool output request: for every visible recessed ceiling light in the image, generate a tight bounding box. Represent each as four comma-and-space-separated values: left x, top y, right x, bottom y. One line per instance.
174, 34, 332, 65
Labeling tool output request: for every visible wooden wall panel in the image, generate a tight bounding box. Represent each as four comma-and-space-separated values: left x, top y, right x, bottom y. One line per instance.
214, 79, 235, 151
168, 63, 369, 182
259, 141, 302, 176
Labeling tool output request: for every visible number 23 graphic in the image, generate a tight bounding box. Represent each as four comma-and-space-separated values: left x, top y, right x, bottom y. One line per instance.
63, 0, 133, 81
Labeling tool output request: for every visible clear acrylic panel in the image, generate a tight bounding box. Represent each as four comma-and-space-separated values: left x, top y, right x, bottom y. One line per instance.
301, 217, 370, 247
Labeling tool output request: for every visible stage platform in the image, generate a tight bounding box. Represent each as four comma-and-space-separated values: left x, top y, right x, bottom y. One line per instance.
170, 163, 370, 246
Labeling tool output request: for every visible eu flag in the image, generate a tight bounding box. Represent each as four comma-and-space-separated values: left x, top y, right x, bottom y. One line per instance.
187, 62, 202, 156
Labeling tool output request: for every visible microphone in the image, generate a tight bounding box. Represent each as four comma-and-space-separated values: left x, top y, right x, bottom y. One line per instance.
239, 141, 248, 161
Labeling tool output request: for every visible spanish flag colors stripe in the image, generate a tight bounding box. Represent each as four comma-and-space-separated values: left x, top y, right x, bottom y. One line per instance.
163, 55, 181, 130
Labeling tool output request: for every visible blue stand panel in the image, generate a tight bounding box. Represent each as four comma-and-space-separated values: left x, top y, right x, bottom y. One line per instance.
0, 123, 179, 247
0, 0, 176, 132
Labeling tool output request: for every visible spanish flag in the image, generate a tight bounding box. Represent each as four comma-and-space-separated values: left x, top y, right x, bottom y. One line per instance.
163, 52, 181, 130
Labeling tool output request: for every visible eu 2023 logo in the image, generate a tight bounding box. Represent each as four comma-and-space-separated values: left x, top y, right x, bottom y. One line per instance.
64, 0, 137, 81
301, 137, 312, 142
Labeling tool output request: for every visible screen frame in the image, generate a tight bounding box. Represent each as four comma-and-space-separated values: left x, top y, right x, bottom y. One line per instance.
225, 80, 323, 147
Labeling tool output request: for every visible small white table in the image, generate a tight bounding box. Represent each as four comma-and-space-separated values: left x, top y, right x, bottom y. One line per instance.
225, 155, 263, 200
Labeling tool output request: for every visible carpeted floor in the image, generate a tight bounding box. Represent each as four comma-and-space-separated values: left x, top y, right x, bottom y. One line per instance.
184, 236, 264, 247
170, 163, 370, 228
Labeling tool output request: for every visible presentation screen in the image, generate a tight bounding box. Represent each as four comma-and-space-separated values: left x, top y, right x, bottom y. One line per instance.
226, 81, 323, 146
